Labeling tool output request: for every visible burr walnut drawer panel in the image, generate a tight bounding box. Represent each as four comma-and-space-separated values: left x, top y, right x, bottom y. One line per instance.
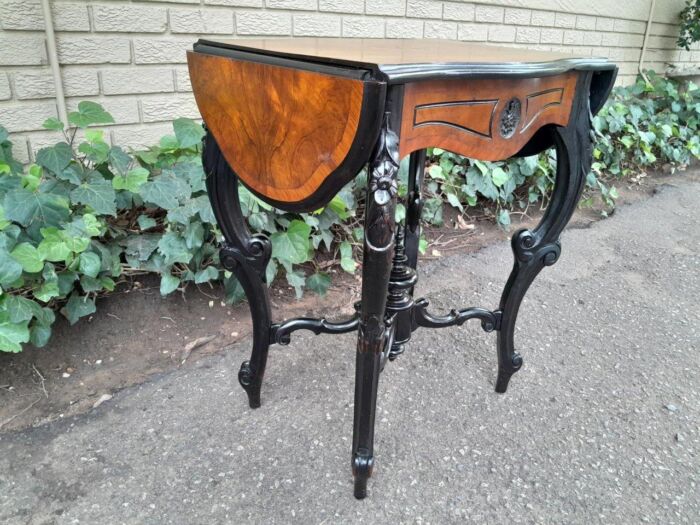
398, 72, 578, 160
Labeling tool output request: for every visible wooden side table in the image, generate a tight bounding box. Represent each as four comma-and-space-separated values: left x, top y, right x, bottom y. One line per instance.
187, 38, 617, 499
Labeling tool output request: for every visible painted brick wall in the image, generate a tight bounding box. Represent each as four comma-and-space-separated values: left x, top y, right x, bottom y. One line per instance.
0, 0, 697, 162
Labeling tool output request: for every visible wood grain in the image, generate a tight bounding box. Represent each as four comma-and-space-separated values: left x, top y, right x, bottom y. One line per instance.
399, 72, 578, 160
187, 51, 367, 205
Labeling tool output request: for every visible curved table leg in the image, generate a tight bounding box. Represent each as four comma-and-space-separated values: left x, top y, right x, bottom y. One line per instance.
495, 73, 594, 393
352, 114, 399, 499
203, 131, 272, 409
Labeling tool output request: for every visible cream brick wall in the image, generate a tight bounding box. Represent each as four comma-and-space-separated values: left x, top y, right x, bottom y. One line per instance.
0, 0, 697, 162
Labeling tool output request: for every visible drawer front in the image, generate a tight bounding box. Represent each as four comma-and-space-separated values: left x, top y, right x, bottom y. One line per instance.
399, 72, 578, 160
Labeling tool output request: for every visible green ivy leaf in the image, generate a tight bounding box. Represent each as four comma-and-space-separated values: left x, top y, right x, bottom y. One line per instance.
167, 201, 197, 225
193, 195, 215, 224
265, 259, 278, 284
30, 323, 52, 347
157, 232, 191, 265
427, 164, 445, 180
173, 118, 204, 149
78, 139, 110, 165
497, 209, 511, 228
70, 179, 117, 216
3, 187, 70, 227
79, 275, 102, 292
307, 272, 331, 296
173, 159, 205, 193
0, 246, 23, 286
3, 295, 41, 323
270, 220, 311, 265
67, 101, 114, 128
137, 215, 157, 230
418, 237, 428, 255
160, 272, 180, 295
159, 135, 179, 150
339, 241, 356, 274
224, 275, 245, 304
184, 221, 204, 250
10, 242, 44, 273
57, 270, 78, 296
42, 117, 65, 131
108, 146, 132, 175
285, 269, 306, 299
140, 173, 184, 210
61, 293, 96, 325
79, 251, 101, 278
0, 311, 30, 353
326, 194, 350, 220
124, 234, 160, 261
34, 279, 60, 303
81, 214, 102, 237
446, 192, 463, 212
194, 266, 218, 284
37, 228, 72, 262
36, 143, 72, 175
112, 167, 149, 193
491, 167, 509, 188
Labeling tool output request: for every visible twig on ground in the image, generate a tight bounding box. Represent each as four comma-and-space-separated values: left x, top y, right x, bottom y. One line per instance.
31, 364, 48, 399
180, 335, 217, 365
0, 397, 41, 430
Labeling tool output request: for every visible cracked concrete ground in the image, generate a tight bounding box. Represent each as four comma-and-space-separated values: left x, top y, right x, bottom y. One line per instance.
0, 180, 698, 524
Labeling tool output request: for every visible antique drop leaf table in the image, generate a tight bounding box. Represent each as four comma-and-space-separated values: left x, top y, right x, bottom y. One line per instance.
187, 38, 616, 499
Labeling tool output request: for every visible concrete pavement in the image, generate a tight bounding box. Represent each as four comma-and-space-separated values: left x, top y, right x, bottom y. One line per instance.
1, 180, 698, 524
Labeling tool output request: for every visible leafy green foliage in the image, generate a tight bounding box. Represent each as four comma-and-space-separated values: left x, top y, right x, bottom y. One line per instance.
678, 0, 700, 51
0, 73, 697, 353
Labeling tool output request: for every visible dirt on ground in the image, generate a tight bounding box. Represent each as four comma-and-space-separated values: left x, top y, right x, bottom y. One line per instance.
0, 168, 695, 433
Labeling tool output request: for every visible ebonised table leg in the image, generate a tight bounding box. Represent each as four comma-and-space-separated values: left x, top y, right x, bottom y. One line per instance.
203, 131, 273, 409
351, 114, 400, 499
495, 72, 594, 393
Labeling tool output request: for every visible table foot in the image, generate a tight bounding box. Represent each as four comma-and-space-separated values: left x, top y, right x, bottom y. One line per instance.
352, 451, 374, 499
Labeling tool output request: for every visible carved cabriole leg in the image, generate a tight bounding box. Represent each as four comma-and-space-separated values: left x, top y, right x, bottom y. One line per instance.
202, 131, 273, 409
495, 72, 594, 393
352, 114, 399, 499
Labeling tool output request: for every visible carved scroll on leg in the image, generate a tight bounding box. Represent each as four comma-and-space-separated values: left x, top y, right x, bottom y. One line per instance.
495, 72, 594, 393
352, 113, 399, 499
203, 130, 273, 408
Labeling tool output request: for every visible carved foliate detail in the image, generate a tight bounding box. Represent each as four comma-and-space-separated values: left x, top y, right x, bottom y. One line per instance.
499, 97, 521, 138
369, 114, 400, 206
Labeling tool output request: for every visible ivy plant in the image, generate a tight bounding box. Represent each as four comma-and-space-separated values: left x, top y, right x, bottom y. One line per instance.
678, 0, 700, 51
